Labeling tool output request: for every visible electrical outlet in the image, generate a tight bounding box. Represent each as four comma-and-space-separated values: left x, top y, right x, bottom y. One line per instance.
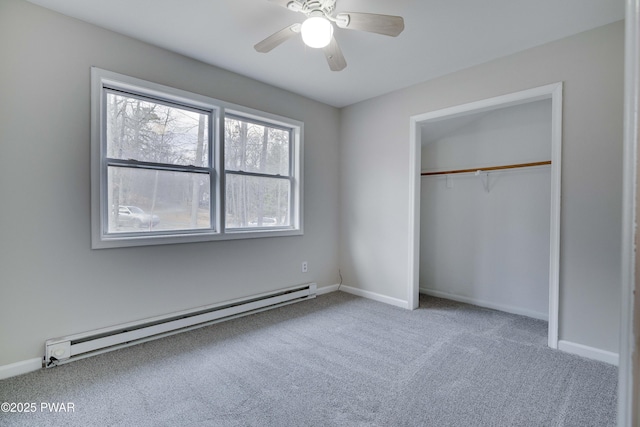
302, 261, 308, 273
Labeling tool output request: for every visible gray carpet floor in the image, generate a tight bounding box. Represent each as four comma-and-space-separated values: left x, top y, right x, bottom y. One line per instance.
0, 292, 617, 426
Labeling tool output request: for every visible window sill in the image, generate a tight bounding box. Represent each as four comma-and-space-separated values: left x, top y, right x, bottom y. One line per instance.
91, 228, 303, 249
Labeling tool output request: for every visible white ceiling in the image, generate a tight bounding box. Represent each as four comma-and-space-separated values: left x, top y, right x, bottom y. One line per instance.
25, 0, 624, 108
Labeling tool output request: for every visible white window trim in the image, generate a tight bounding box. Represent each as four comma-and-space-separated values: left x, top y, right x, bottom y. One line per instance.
91, 67, 303, 249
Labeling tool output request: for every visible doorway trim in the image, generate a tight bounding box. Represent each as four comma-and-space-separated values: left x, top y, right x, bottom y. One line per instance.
408, 82, 563, 349
619, 0, 639, 424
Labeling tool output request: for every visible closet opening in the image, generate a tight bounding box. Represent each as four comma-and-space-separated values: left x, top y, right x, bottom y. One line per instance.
408, 83, 562, 348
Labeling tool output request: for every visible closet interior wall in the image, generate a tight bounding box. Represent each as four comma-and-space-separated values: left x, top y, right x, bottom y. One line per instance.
419, 99, 552, 320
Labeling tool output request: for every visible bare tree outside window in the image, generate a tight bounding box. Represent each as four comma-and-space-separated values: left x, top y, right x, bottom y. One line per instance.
224, 117, 291, 229
105, 92, 211, 233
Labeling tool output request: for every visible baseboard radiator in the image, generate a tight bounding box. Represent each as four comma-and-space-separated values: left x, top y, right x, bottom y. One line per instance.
44, 283, 316, 368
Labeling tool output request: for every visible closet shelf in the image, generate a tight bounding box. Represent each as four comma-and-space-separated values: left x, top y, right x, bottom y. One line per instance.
421, 160, 551, 176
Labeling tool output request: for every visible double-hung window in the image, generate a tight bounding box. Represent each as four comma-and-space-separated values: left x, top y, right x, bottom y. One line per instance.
91, 68, 303, 248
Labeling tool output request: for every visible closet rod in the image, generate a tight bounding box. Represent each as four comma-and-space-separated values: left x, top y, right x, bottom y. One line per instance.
421, 160, 551, 176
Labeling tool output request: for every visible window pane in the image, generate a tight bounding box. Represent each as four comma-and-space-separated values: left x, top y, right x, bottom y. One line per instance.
225, 174, 290, 228
106, 92, 209, 167
107, 166, 211, 233
224, 117, 289, 175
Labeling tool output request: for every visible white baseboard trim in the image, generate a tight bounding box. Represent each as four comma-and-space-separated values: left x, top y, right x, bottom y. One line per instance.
316, 284, 340, 295
340, 285, 410, 309
314, 284, 410, 309
557, 340, 619, 366
0, 357, 42, 380
420, 288, 548, 321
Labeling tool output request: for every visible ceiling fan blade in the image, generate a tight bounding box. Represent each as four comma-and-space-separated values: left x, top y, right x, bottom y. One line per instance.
323, 36, 347, 71
336, 12, 405, 37
254, 23, 301, 53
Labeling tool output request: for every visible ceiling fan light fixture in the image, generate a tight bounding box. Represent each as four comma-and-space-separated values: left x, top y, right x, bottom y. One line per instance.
257, 0, 405, 71
300, 16, 333, 48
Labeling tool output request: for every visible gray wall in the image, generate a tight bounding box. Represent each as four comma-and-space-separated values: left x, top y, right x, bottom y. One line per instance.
339, 21, 624, 352
0, 0, 340, 366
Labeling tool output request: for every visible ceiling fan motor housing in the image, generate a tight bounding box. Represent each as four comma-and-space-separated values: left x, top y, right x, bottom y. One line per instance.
289, 0, 336, 16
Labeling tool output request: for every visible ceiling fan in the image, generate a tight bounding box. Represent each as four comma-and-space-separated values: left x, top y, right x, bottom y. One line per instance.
254, 0, 405, 71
